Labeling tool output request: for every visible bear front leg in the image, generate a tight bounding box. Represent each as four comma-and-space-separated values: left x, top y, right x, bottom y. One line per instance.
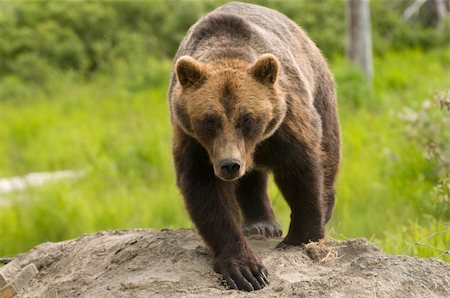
235, 170, 282, 238
272, 146, 325, 248
173, 135, 268, 291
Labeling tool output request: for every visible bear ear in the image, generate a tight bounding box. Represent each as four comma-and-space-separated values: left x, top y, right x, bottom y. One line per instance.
176, 56, 206, 88
250, 54, 280, 86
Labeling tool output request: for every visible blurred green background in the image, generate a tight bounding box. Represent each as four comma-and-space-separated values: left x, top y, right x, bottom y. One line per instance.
0, 0, 449, 262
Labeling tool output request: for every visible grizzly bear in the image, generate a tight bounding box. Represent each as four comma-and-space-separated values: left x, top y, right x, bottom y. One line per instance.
168, 2, 340, 291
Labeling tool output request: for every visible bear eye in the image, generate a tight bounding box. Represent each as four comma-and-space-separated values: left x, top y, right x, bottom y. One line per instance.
239, 114, 259, 137
240, 114, 254, 129
204, 116, 217, 129
205, 117, 216, 128
199, 115, 220, 138
243, 115, 253, 127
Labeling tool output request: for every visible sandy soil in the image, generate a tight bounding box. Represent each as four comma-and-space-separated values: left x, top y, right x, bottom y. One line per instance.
7, 229, 450, 297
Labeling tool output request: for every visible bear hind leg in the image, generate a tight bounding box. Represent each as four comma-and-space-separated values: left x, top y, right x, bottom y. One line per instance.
324, 190, 335, 223
322, 147, 339, 223
235, 170, 282, 238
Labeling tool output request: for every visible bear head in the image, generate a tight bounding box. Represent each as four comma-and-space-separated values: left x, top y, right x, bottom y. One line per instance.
172, 54, 287, 181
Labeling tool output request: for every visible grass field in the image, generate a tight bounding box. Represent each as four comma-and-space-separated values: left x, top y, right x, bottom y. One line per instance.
0, 49, 449, 261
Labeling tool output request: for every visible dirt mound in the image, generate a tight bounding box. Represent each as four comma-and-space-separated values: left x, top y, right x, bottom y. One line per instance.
6, 229, 450, 297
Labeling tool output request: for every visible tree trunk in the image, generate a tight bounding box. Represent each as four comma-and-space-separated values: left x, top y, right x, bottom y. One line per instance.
346, 0, 374, 84
404, 0, 449, 30
433, 0, 448, 30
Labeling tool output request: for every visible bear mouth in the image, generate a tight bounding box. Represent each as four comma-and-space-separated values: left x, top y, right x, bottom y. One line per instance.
216, 174, 242, 181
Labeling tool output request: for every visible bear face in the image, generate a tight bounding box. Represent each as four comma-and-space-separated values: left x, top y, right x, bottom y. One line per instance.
172, 54, 287, 181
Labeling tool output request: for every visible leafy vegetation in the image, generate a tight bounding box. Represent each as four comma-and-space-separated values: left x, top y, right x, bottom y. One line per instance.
0, 1, 448, 262
1, 0, 449, 92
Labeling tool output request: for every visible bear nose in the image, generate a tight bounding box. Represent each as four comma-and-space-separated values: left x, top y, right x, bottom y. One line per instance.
220, 159, 241, 177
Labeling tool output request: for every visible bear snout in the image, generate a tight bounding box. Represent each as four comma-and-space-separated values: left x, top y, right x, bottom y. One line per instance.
220, 158, 241, 178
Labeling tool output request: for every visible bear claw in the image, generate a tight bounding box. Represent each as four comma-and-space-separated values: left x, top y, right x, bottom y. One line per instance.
221, 265, 269, 291
275, 240, 293, 249
243, 221, 282, 238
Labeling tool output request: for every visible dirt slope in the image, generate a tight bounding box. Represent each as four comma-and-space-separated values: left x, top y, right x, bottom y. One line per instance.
8, 229, 450, 297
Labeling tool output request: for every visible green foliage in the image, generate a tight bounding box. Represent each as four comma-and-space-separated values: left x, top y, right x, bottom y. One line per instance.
331, 58, 375, 109
1, 0, 448, 95
370, 0, 450, 55
400, 92, 450, 176
0, 75, 190, 254
0, 0, 208, 89
399, 91, 450, 220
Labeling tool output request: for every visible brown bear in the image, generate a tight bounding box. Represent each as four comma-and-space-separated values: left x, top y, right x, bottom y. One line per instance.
168, 2, 340, 291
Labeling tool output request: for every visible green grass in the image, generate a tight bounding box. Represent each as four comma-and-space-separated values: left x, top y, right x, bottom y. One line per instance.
0, 49, 449, 262
329, 49, 450, 261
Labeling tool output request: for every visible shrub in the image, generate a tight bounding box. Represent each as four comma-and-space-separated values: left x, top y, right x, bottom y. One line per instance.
0, 0, 448, 99
399, 91, 450, 220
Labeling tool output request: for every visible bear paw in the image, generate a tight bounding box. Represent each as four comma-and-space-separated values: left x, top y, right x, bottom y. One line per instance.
215, 254, 269, 291
276, 231, 323, 249
275, 239, 299, 249
243, 221, 282, 238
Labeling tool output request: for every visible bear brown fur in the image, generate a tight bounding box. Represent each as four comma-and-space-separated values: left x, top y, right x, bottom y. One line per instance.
168, 2, 340, 291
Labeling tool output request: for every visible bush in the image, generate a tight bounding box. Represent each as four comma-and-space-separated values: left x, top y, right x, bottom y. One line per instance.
0, 0, 448, 101
399, 91, 450, 220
